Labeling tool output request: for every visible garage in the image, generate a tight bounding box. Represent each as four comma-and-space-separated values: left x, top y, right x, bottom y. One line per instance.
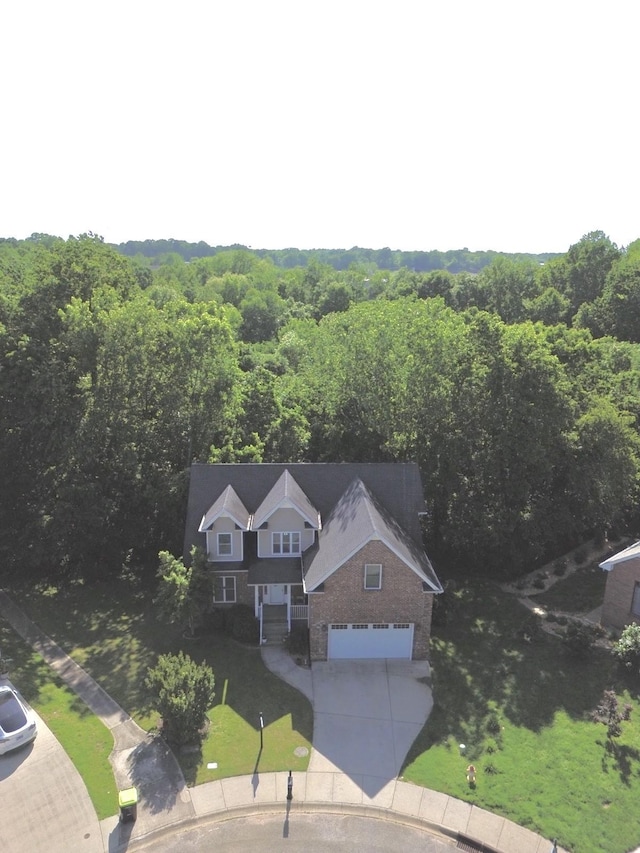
327, 622, 413, 659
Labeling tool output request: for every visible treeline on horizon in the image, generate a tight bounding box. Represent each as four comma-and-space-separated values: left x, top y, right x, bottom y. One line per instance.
1, 229, 640, 587
111, 237, 559, 274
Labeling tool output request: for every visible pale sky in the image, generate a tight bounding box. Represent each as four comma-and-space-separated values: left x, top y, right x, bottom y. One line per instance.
2, 1, 638, 254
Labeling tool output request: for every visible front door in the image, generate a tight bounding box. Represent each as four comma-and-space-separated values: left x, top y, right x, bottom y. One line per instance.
266, 584, 287, 605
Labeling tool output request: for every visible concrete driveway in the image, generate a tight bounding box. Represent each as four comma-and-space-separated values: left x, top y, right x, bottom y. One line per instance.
308, 659, 433, 797
0, 698, 103, 853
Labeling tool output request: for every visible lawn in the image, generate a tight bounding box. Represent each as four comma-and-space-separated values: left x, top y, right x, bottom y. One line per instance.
10, 570, 313, 787
402, 578, 640, 853
533, 561, 608, 614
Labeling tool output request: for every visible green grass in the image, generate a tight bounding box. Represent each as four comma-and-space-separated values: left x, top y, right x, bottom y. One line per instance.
0, 622, 116, 819
402, 578, 640, 853
534, 562, 607, 613
9, 571, 312, 788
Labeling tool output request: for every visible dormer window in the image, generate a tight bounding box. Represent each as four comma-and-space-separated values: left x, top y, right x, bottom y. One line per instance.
217, 532, 232, 557
273, 532, 300, 555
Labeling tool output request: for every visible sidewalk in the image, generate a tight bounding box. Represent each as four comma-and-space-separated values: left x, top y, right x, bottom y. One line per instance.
142, 769, 562, 853
1, 589, 564, 853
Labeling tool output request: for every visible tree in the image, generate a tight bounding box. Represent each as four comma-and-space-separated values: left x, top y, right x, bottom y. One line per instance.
153, 548, 211, 636
145, 652, 215, 745
239, 288, 286, 342
591, 689, 632, 741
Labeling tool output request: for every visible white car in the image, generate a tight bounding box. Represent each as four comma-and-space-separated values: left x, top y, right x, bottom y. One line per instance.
0, 685, 37, 754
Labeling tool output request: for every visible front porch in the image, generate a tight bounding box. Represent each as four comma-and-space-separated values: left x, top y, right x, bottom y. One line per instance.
258, 600, 309, 644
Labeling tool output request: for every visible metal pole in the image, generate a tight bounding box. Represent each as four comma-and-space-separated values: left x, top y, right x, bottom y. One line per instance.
259, 712, 264, 750
287, 769, 293, 800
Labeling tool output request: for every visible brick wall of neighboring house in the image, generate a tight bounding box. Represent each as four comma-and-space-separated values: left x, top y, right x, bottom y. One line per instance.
602, 559, 640, 630
308, 540, 435, 661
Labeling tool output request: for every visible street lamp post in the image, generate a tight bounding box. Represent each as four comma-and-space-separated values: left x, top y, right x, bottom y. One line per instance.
259, 712, 264, 750
287, 769, 293, 800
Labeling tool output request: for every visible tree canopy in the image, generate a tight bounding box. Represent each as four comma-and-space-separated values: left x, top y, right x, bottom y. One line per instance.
1, 231, 639, 581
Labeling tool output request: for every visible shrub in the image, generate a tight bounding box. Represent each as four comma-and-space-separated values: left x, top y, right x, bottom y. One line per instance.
145, 651, 215, 745
591, 689, 632, 740
563, 619, 596, 657
517, 613, 541, 643
553, 559, 568, 576
484, 762, 499, 775
225, 604, 260, 644
205, 608, 228, 634
285, 623, 310, 658
485, 712, 502, 737
612, 624, 640, 673
573, 547, 587, 565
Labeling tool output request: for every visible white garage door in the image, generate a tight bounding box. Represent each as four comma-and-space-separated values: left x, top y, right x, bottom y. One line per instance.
328, 623, 414, 659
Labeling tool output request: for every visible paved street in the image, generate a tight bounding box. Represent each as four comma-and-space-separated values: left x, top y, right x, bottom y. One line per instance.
131, 812, 456, 852
0, 701, 102, 853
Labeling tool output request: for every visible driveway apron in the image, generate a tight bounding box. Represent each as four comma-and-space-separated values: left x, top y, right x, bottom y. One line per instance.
308, 659, 433, 796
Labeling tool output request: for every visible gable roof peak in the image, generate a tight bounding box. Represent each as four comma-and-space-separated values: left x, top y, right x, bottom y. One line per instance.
198, 484, 251, 532
252, 468, 321, 530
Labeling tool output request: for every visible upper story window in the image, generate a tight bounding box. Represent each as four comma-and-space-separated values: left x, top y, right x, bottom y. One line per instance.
272, 531, 301, 555
632, 582, 640, 617
217, 532, 232, 557
364, 563, 382, 590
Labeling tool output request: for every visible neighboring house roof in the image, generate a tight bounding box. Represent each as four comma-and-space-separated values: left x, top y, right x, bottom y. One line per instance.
599, 541, 640, 572
252, 469, 321, 530
198, 484, 251, 532
302, 477, 441, 593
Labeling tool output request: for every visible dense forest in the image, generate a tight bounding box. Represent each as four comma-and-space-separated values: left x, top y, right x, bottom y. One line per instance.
1, 230, 639, 583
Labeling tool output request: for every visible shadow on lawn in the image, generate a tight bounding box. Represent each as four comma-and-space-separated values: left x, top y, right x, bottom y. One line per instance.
8, 573, 313, 776
598, 739, 640, 786
403, 577, 621, 768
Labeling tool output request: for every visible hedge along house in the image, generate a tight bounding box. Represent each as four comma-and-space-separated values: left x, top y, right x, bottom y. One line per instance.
183, 463, 442, 661
600, 540, 640, 630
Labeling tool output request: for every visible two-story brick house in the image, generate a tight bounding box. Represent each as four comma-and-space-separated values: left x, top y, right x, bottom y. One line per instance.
183, 462, 442, 661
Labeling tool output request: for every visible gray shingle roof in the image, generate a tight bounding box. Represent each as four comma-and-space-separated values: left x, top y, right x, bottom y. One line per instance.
198, 484, 251, 532
184, 462, 441, 593
302, 478, 441, 592
252, 470, 320, 530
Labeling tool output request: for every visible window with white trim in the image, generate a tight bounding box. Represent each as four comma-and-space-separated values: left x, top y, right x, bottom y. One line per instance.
213, 576, 236, 603
632, 583, 640, 617
364, 563, 382, 590
272, 531, 301, 555
217, 532, 232, 557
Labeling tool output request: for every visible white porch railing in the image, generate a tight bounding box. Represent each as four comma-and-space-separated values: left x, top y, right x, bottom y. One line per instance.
290, 604, 309, 622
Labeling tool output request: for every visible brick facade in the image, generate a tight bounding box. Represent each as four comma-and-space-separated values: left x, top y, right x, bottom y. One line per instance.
211, 570, 253, 608
601, 558, 640, 630
308, 540, 434, 661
